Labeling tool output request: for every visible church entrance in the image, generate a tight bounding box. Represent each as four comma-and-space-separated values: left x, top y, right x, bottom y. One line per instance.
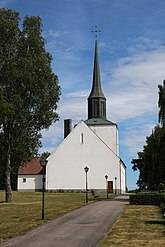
108, 181, 113, 193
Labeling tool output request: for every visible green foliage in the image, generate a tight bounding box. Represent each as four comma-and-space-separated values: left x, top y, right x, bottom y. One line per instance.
129, 193, 165, 206
158, 80, 165, 127
41, 151, 51, 158
160, 203, 165, 216
132, 126, 165, 190
0, 8, 60, 201
132, 80, 165, 190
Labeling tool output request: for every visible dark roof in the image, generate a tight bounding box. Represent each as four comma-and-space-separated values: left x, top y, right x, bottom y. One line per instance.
88, 39, 105, 99
85, 118, 116, 126
18, 157, 43, 175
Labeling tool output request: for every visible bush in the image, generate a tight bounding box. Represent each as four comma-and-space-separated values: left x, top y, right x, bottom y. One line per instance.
130, 193, 165, 206
160, 203, 165, 217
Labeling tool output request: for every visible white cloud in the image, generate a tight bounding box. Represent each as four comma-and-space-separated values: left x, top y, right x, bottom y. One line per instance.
45, 30, 69, 38
126, 37, 162, 54
105, 47, 165, 122
58, 96, 87, 121
120, 122, 156, 158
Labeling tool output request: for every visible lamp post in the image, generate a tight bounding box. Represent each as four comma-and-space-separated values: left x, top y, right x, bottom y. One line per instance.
105, 175, 108, 199
40, 157, 48, 221
84, 166, 89, 204
115, 177, 117, 195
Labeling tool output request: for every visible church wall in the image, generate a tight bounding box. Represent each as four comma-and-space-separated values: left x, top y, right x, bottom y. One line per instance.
120, 161, 126, 193
89, 125, 119, 155
46, 121, 123, 192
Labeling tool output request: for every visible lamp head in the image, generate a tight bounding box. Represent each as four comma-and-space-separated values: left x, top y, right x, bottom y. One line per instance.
40, 157, 48, 167
84, 166, 89, 173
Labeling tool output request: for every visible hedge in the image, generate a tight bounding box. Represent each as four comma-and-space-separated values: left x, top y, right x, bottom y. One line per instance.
129, 193, 165, 205
160, 203, 165, 215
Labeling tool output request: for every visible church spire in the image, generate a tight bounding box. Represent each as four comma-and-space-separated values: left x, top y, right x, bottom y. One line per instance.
87, 39, 106, 119
89, 39, 105, 98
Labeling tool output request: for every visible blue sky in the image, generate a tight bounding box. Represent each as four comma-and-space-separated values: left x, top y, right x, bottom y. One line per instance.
1, 0, 165, 190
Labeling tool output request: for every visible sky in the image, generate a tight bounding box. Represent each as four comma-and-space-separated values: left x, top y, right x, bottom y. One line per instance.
1, 0, 165, 190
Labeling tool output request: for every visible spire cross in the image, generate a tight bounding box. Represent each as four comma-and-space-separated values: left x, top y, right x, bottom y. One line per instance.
92, 26, 101, 39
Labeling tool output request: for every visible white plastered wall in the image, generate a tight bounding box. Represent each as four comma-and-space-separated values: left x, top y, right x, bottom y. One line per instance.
120, 161, 126, 193
18, 175, 42, 191
89, 125, 119, 155
46, 121, 124, 192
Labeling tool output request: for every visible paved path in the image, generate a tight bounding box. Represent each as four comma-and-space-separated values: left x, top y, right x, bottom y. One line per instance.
0, 195, 129, 247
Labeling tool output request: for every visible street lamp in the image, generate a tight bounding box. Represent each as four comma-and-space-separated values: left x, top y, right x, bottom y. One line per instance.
105, 175, 108, 199
40, 157, 48, 220
115, 177, 117, 195
84, 166, 89, 204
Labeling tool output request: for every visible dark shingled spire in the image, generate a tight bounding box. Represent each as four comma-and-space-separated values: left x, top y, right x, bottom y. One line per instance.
85, 39, 115, 126
87, 39, 106, 119
88, 39, 105, 99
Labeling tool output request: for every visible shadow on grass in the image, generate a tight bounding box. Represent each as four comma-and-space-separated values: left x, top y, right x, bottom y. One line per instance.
0, 201, 6, 203
89, 196, 116, 202
113, 198, 129, 202
145, 220, 165, 226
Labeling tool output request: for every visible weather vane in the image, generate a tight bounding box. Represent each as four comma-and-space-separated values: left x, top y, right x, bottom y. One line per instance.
92, 25, 101, 39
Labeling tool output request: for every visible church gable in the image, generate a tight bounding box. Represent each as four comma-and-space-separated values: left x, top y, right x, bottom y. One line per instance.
48, 120, 117, 163
46, 120, 120, 191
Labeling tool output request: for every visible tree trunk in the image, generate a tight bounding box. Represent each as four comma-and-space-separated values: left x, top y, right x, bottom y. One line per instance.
5, 140, 12, 203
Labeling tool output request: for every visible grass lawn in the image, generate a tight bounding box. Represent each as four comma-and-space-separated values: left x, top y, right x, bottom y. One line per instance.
0, 190, 111, 241
98, 205, 165, 247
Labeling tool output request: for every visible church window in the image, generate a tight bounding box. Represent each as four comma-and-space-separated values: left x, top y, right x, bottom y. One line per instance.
101, 101, 105, 117
22, 178, 26, 183
94, 101, 99, 117
80, 133, 84, 143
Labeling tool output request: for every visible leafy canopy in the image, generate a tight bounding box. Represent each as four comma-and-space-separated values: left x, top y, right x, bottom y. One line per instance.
0, 8, 60, 199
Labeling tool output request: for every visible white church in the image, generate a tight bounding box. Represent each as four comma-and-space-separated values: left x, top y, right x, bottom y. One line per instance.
18, 39, 126, 194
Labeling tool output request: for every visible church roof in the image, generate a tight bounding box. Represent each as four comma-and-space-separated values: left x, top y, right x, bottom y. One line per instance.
85, 118, 116, 126
88, 39, 105, 99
